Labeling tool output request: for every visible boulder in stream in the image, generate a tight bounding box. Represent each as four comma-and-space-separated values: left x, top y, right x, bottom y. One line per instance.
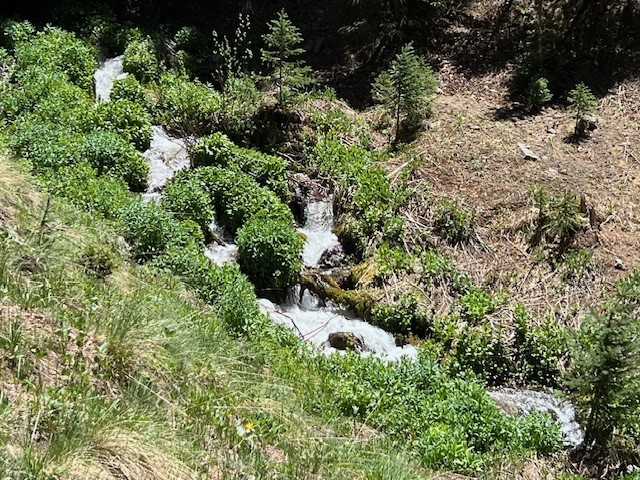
327, 332, 368, 352
319, 244, 346, 269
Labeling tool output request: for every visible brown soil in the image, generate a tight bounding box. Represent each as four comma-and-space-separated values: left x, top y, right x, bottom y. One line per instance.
401, 63, 639, 325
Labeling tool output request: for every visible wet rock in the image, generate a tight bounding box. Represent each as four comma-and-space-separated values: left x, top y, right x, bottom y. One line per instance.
290, 173, 315, 223
327, 332, 367, 352
319, 244, 346, 269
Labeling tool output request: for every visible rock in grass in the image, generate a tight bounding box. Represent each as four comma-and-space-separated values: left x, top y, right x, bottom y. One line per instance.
518, 143, 539, 161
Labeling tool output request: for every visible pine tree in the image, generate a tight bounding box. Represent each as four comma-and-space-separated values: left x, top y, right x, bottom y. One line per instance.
372, 43, 438, 144
568, 82, 597, 137
261, 9, 312, 108
567, 272, 640, 450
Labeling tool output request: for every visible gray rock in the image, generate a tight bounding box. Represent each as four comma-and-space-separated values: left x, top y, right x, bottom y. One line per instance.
327, 332, 367, 352
319, 244, 346, 269
518, 143, 539, 161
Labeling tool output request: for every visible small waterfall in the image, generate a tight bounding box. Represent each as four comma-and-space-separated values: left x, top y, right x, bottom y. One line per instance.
94, 56, 126, 102
488, 388, 584, 447
298, 199, 341, 267
259, 287, 418, 361
204, 220, 238, 266
142, 126, 190, 197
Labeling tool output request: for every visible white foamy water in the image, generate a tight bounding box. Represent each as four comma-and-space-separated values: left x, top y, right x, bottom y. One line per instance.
143, 126, 191, 193
299, 200, 341, 267
488, 388, 584, 447
94, 56, 127, 101
205, 243, 238, 266
259, 287, 418, 361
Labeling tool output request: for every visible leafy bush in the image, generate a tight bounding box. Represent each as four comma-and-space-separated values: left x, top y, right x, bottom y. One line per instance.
2, 20, 36, 48
155, 246, 265, 335
312, 138, 406, 257
3, 66, 92, 123
194, 167, 293, 232
154, 72, 221, 136
80, 131, 149, 190
514, 304, 567, 386
162, 176, 215, 235
122, 37, 161, 83
453, 323, 513, 386
91, 99, 152, 150
525, 77, 553, 111
376, 242, 416, 275
421, 250, 473, 294
43, 164, 132, 219
13, 27, 96, 92
371, 293, 431, 337
10, 121, 81, 169
236, 216, 304, 289
117, 201, 197, 261
219, 75, 264, 141
459, 287, 501, 323
556, 248, 597, 282
191, 133, 289, 201
111, 75, 150, 109
434, 199, 476, 245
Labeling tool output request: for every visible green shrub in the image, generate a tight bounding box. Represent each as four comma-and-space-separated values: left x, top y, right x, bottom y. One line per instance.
111, 75, 150, 109
421, 249, 476, 294
91, 99, 152, 150
2, 20, 36, 48
371, 294, 431, 337
13, 27, 96, 92
3, 66, 92, 123
191, 133, 289, 201
78, 244, 120, 279
80, 131, 149, 190
434, 199, 476, 245
375, 243, 416, 275
236, 216, 303, 289
155, 246, 265, 335
117, 201, 196, 261
556, 248, 596, 282
525, 77, 553, 111
453, 323, 513, 386
539, 191, 586, 252
43, 164, 132, 219
162, 176, 215, 235
154, 73, 221, 136
122, 37, 160, 83
219, 75, 264, 141
10, 121, 80, 169
514, 304, 568, 386
459, 286, 501, 323
194, 167, 293, 232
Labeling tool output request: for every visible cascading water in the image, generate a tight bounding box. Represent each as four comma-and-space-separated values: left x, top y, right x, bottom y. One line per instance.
259, 287, 418, 361
298, 199, 341, 267
92, 59, 583, 436
142, 126, 190, 201
204, 220, 238, 265
94, 56, 127, 102
94, 58, 190, 202
488, 388, 584, 447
